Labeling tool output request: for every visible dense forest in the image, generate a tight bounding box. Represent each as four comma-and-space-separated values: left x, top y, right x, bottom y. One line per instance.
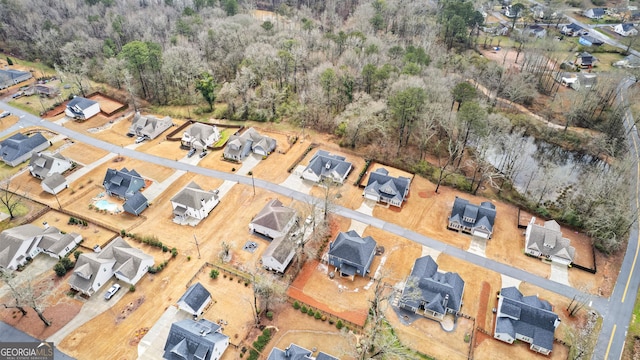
0, 0, 634, 253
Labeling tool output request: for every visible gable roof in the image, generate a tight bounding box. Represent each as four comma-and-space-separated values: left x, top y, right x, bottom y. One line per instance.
38, 226, 82, 255
401, 255, 465, 313
178, 282, 211, 314
29, 152, 70, 178
267, 343, 340, 360
67, 97, 98, 111
585, 7, 605, 16
619, 23, 636, 32
224, 127, 276, 158
565, 23, 583, 31
328, 230, 377, 270
449, 197, 497, 233
496, 287, 559, 352
251, 199, 297, 235
304, 150, 352, 181
42, 173, 67, 190
163, 319, 228, 360
171, 181, 218, 211
128, 112, 173, 138
103, 167, 145, 199
526, 219, 576, 262
262, 234, 296, 268
122, 192, 148, 216
0, 225, 44, 269
364, 168, 411, 204
0, 133, 49, 164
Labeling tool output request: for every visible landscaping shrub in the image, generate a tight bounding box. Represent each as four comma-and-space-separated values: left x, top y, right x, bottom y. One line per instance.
307, 309, 315, 317
300, 305, 308, 314
314, 312, 322, 320
266, 311, 274, 320
336, 320, 344, 329
73, 250, 82, 261
129, 285, 136, 292
293, 301, 300, 310
321, 315, 327, 321
162, 245, 169, 252
210, 269, 219, 279
54, 263, 67, 277
171, 247, 178, 257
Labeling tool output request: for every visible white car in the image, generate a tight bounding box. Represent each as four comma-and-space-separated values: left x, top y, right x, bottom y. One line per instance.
0, 111, 10, 119
135, 136, 146, 144
104, 284, 121, 300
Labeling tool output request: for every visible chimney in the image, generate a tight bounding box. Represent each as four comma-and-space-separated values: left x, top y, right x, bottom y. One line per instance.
325, 161, 331, 169
442, 294, 449, 309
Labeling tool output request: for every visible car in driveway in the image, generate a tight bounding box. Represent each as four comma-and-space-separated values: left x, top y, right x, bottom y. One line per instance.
135, 136, 146, 144
104, 284, 121, 300
187, 148, 196, 158
0, 111, 10, 119
199, 151, 207, 158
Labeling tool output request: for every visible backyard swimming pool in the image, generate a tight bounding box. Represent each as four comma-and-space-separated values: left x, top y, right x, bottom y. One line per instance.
94, 199, 121, 213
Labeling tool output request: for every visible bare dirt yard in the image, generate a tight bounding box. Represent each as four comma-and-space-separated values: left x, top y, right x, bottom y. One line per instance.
60, 141, 109, 165
89, 93, 125, 115
31, 210, 118, 251
359, 161, 414, 187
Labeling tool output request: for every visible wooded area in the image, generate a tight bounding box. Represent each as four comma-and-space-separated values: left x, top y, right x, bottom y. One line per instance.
0, 0, 633, 253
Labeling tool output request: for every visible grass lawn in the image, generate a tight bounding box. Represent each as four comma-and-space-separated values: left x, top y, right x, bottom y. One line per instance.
7, 100, 40, 116
213, 128, 232, 147
592, 52, 625, 72
623, 290, 640, 358
0, 52, 56, 77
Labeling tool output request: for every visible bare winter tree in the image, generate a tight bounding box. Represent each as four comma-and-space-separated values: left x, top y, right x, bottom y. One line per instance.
0, 176, 25, 219
0, 270, 52, 326
252, 272, 286, 321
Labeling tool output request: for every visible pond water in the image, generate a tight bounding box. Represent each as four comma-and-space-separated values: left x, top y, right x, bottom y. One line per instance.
484, 136, 604, 201
94, 199, 121, 213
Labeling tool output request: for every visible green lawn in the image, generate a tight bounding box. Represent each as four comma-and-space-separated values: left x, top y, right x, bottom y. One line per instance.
623, 290, 640, 357
1, 52, 56, 77
213, 128, 232, 147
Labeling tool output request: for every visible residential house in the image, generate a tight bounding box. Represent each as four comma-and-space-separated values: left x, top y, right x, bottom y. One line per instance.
398, 256, 465, 321
37, 226, 82, 259
447, 197, 497, 239
41, 173, 68, 195
583, 8, 606, 19
576, 52, 597, 68
249, 199, 297, 239
579, 35, 604, 46
301, 150, 353, 184
68, 237, 153, 296
0, 133, 49, 167
163, 319, 229, 360
0, 225, 48, 270
122, 191, 149, 216
181, 123, 220, 150
177, 282, 212, 316
614, 23, 638, 37
524, 25, 547, 38
327, 230, 377, 280
65, 96, 100, 120
261, 235, 296, 273
223, 127, 277, 161
267, 343, 340, 360
363, 168, 411, 207
524, 217, 576, 266
103, 168, 145, 199
0, 224, 82, 270
33, 84, 60, 97
28, 152, 72, 180
494, 287, 561, 356
560, 23, 585, 36
614, 54, 640, 68
560, 72, 597, 90
0, 69, 32, 89
128, 112, 173, 140
171, 181, 220, 226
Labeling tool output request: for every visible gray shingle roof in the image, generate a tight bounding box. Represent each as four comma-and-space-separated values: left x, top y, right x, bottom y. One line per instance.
163, 319, 228, 360
103, 167, 145, 199
171, 181, 218, 211
364, 168, 411, 205
122, 192, 148, 216
42, 173, 67, 190
223, 127, 276, 160
29, 152, 69, 178
449, 197, 496, 234
328, 230, 377, 272
178, 282, 211, 315
304, 150, 352, 182
526, 219, 576, 262
128, 112, 173, 139
262, 235, 295, 267
0, 225, 44, 269
251, 199, 296, 235
400, 255, 465, 314
496, 287, 559, 353
0, 133, 49, 164
267, 343, 340, 360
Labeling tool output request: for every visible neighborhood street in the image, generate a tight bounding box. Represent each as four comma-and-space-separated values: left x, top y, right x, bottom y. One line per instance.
0, 104, 610, 315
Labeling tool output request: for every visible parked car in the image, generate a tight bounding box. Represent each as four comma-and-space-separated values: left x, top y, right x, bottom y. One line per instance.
199, 151, 207, 158
104, 284, 121, 300
0, 111, 10, 119
135, 136, 146, 144
11, 92, 22, 99
187, 148, 196, 158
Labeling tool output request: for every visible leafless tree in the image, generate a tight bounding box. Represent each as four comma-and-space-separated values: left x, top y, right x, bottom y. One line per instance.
0, 177, 25, 219
0, 270, 52, 326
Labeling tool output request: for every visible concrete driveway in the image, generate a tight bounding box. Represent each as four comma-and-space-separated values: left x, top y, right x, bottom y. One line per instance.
137, 306, 191, 359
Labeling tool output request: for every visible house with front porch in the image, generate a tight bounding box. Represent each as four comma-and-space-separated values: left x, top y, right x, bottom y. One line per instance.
447, 197, 497, 239
327, 230, 376, 280
362, 168, 411, 207
302, 150, 353, 184
28, 152, 72, 180
398, 255, 465, 321
524, 217, 575, 266
181, 123, 220, 150
170, 181, 220, 226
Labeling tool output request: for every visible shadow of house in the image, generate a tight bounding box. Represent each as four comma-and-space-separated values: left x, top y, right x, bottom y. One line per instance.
494, 287, 560, 356
177, 282, 212, 317
398, 255, 465, 321
301, 150, 353, 184
327, 230, 377, 280
171, 182, 220, 226
524, 217, 575, 266
163, 319, 229, 360
68, 237, 153, 296
65, 96, 100, 121
0, 133, 50, 167
103, 168, 145, 199
223, 127, 276, 161
447, 197, 497, 239
28, 152, 72, 180
127, 112, 173, 140
363, 168, 411, 208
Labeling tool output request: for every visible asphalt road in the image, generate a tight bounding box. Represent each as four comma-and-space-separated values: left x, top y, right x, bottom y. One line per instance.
0, 105, 609, 311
